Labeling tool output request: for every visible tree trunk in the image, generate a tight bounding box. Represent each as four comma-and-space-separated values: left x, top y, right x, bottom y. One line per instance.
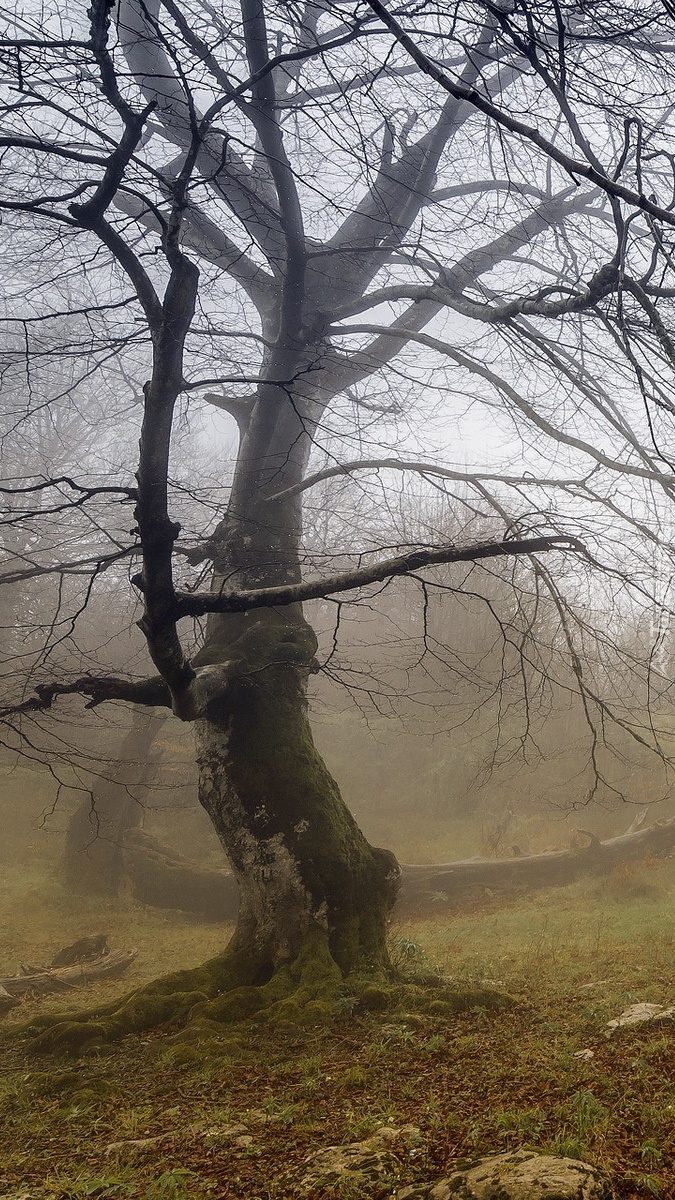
195, 608, 400, 977
62, 708, 165, 895
397, 814, 675, 909
116, 813, 675, 921
179, 308, 402, 981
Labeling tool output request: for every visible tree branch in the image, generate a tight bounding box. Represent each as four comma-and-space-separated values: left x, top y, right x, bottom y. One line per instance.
267, 459, 585, 502
330, 323, 674, 485
175, 536, 582, 617
0, 675, 172, 719
365, 0, 675, 229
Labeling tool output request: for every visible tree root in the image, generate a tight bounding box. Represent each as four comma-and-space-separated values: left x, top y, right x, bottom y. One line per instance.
20, 942, 262, 1056
17, 926, 512, 1057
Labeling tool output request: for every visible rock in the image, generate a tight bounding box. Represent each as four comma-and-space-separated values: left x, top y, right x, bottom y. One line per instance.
248, 1107, 283, 1125
104, 1134, 170, 1155
395, 1150, 613, 1199
373, 1125, 421, 1144
293, 1126, 418, 1193
573, 1048, 595, 1060
605, 1002, 675, 1035
295, 1142, 400, 1192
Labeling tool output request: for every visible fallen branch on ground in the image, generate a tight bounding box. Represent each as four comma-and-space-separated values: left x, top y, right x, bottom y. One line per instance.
117, 814, 675, 920
0, 940, 137, 1000
398, 814, 675, 910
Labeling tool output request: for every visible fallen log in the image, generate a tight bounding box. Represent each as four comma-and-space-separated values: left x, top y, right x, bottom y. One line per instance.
51, 933, 110, 967
118, 815, 675, 920
0, 947, 137, 997
398, 815, 675, 911
0, 984, 20, 1015
123, 828, 238, 917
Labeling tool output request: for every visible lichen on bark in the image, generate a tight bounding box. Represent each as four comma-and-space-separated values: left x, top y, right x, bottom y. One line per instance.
195, 606, 400, 977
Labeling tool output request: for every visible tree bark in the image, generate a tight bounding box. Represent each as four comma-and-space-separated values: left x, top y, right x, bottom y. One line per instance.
194, 607, 400, 975
178, 265, 404, 976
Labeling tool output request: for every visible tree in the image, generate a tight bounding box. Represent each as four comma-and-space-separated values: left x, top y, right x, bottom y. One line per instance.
62, 707, 168, 895
2, 0, 675, 1047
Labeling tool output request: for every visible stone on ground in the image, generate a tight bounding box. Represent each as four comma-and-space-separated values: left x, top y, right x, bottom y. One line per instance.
395, 1149, 613, 1199
292, 1124, 420, 1193
605, 1002, 675, 1035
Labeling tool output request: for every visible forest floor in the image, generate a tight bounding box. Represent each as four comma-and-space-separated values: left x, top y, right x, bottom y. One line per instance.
2, 857, 675, 1198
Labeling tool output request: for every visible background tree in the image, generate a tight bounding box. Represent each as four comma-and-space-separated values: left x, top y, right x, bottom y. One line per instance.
3, 0, 675, 1045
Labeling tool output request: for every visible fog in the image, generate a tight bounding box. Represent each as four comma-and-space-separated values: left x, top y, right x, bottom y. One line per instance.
4, 0, 675, 1191
2, 573, 672, 898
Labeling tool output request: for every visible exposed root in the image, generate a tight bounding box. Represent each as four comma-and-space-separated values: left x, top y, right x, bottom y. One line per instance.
17, 926, 513, 1057
20, 942, 262, 1056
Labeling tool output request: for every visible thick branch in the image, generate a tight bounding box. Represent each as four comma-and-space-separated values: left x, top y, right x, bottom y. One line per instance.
175, 535, 581, 617
323, 189, 589, 395
0, 675, 172, 719
114, 190, 274, 313
331, 262, 618, 325
117, 0, 287, 264
365, 0, 675, 230
325, 16, 503, 304
241, 0, 306, 333
70, 0, 156, 228
267, 459, 584, 502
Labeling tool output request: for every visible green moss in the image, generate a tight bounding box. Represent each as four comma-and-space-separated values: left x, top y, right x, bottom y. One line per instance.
266, 996, 302, 1024
30, 1069, 86, 1097
162, 1044, 207, 1070
296, 998, 337, 1026
31, 1020, 110, 1056
26, 1075, 112, 1099
19, 936, 280, 1056
439, 988, 515, 1014
358, 985, 394, 1012
287, 922, 343, 989
206, 637, 398, 977
66, 1086, 109, 1107
22, 916, 513, 1056
192, 985, 264, 1024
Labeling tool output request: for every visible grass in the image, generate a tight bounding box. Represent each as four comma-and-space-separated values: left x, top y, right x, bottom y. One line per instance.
2, 793, 675, 1197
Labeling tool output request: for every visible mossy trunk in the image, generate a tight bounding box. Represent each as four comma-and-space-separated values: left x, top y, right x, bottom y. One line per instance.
185, 341, 400, 981
195, 612, 400, 978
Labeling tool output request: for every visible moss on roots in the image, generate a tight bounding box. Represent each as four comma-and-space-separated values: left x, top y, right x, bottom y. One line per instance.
16, 925, 513, 1058
22, 942, 263, 1055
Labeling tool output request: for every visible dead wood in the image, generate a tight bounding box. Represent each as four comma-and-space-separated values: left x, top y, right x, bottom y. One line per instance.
117, 814, 675, 920
122, 828, 239, 918
51, 934, 110, 967
397, 814, 675, 911
0, 984, 20, 1015
0, 947, 137, 997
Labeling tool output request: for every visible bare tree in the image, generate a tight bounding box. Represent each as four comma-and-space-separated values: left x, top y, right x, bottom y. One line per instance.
2, 0, 675, 1047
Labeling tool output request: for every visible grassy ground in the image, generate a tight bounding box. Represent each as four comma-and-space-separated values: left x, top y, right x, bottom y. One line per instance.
2, 855, 675, 1198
